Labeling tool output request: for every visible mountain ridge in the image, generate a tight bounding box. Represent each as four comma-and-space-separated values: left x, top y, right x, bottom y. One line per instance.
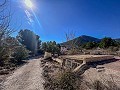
61, 35, 120, 46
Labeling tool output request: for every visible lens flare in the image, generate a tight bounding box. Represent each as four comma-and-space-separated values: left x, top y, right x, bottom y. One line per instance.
25, 0, 33, 8
24, 0, 43, 30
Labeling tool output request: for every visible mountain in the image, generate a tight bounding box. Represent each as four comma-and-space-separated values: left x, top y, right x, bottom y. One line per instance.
61, 35, 101, 46
115, 38, 120, 42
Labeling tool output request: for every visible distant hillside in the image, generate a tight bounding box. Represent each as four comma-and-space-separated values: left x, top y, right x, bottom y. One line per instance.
61, 35, 120, 46
61, 35, 101, 46
115, 38, 120, 42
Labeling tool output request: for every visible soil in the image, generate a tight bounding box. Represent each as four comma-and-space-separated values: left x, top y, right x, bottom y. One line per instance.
1, 58, 44, 90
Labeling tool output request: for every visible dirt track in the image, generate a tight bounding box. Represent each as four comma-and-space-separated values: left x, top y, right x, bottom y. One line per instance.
2, 59, 44, 90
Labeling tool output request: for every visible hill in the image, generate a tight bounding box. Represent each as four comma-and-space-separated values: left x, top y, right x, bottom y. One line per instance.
61, 35, 100, 46
115, 38, 120, 42
61, 35, 120, 46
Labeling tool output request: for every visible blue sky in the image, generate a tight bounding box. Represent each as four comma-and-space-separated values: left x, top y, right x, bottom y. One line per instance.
5, 0, 120, 42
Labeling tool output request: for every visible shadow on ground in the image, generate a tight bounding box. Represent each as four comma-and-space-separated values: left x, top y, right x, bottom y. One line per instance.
88, 59, 119, 68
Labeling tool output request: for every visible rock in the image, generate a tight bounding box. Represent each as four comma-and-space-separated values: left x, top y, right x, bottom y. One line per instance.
44, 52, 52, 59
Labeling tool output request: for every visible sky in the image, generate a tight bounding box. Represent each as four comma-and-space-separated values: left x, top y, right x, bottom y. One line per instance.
3, 0, 120, 43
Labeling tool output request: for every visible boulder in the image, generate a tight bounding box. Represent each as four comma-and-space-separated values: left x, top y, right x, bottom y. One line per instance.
44, 52, 52, 60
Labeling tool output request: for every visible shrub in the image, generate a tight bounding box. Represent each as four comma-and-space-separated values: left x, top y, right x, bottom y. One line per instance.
0, 46, 11, 66
12, 46, 30, 62
54, 71, 82, 90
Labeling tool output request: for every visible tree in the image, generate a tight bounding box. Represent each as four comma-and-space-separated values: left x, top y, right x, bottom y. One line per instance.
84, 42, 98, 49
41, 41, 60, 55
99, 37, 116, 48
64, 30, 80, 54
0, 46, 10, 66
12, 46, 30, 62
0, 0, 16, 66
17, 29, 41, 55
0, 36, 30, 66
65, 30, 77, 49
0, 0, 15, 46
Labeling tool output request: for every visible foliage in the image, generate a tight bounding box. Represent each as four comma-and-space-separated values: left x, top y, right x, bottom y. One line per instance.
67, 48, 80, 55
12, 46, 30, 62
43, 68, 83, 90
81, 37, 120, 50
84, 42, 98, 49
0, 1, 31, 69
41, 41, 61, 55
0, 37, 19, 66
99, 37, 117, 48
0, 0, 16, 47
109, 46, 119, 52
17, 29, 41, 55
0, 46, 10, 66
0, 36, 29, 67
56, 71, 82, 90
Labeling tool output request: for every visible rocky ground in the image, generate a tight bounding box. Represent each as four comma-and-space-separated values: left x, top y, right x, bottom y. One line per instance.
0, 56, 120, 90
84, 56, 120, 87
42, 56, 120, 90
0, 58, 44, 90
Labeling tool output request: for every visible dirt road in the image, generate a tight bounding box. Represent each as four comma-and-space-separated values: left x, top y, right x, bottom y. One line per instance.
2, 59, 44, 90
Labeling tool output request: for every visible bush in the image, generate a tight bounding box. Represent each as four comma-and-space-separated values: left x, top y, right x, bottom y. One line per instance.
99, 37, 117, 48
109, 46, 119, 52
57, 71, 79, 90
0, 46, 11, 66
92, 80, 106, 90
43, 69, 83, 90
12, 46, 30, 62
67, 48, 81, 55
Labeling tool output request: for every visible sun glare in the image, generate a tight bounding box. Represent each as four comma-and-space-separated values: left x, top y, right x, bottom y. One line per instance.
25, 0, 33, 8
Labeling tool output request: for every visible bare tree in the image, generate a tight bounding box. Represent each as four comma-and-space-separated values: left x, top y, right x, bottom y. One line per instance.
65, 30, 78, 47
0, 0, 15, 46
65, 30, 79, 54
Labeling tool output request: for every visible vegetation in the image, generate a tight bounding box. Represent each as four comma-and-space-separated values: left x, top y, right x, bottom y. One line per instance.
0, 36, 30, 67
41, 41, 61, 55
0, 1, 43, 75
81, 37, 120, 50
62, 35, 120, 51
17, 29, 41, 55
83, 42, 98, 49
55, 71, 83, 90
0, 46, 10, 66
12, 46, 30, 62
99, 37, 117, 48
62, 35, 100, 46
42, 59, 83, 90
0, 1, 40, 70
42, 59, 120, 90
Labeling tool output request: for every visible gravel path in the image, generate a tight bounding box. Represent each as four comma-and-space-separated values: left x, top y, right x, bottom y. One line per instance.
2, 59, 44, 90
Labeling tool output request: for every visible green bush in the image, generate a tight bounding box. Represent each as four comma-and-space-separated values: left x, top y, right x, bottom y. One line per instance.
57, 71, 77, 90
12, 46, 30, 62
0, 46, 11, 66
45, 70, 83, 90
41, 41, 61, 55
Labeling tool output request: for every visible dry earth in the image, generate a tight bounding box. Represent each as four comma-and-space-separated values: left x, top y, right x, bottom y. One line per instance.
84, 56, 120, 87
1, 58, 44, 90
